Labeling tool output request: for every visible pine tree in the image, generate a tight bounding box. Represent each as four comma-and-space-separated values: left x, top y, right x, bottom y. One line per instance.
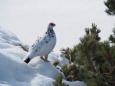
53, 74, 69, 86
104, 0, 115, 44
61, 24, 115, 86
109, 26, 115, 43
60, 47, 73, 63
76, 24, 101, 72
104, 0, 115, 15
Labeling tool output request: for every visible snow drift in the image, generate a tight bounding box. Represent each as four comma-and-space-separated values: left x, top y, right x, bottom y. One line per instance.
0, 27, 87, 86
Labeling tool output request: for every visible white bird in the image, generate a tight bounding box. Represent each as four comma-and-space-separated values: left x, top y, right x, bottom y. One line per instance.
23, 23, 56, 63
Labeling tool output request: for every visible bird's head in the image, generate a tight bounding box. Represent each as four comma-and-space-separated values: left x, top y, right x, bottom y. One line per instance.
49, 22, 56, 28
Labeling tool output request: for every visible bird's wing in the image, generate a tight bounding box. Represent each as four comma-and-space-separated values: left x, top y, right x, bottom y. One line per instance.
28, 37, 41, 51
25, 33, 54, 59
28, 33, 50, 52
24, 37, 43, 59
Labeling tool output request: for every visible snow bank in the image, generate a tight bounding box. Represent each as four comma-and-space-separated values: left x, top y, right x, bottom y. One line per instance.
0, 27, 87, 86
48, 52, 69, 68
0, 51, 61, 86
29, 57, 61, 78
48, 52, 60, 63
0, 27, 21, 46
0, 27, 59, 86
0, 48, 58, 86
63, 80, 87, 86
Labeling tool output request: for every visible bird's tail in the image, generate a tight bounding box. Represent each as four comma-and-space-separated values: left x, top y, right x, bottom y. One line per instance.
23, 57, 31, 64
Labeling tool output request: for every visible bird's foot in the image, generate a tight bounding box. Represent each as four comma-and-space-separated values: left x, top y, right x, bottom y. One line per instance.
44, 59, 50, 62
40, 56, 49, 62
40, 56, 44, 60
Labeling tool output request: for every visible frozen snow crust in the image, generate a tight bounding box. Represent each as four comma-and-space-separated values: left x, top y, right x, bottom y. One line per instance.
0, 27, 86, 86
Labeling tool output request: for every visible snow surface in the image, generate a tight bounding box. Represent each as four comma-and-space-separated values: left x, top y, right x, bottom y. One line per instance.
58, 53, 69, 67
0, 27, 87, 86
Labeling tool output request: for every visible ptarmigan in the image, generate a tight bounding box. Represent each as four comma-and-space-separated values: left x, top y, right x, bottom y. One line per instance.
23, 23, 56, 63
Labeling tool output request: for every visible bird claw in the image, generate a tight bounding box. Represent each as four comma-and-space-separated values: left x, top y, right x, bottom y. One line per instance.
44, 59, 50, 62
40, 56, 49, 62
40, 56, 44, 60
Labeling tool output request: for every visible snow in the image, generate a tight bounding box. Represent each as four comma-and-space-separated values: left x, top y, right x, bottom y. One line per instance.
0, 27, 21, 46
63, 80, 87, 86
48, 52, 60, 63
0, 27, 87, 86
48, 52, 69, 68
29, 57, 61, 78
58, 53, 69, 66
